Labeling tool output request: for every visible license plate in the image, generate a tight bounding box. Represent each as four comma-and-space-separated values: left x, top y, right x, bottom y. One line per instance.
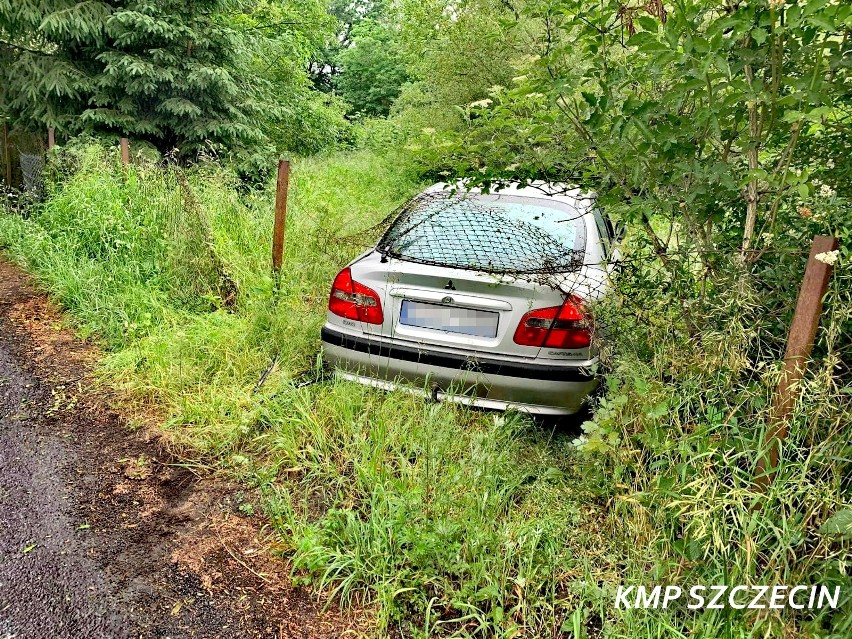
399, 300, 499, 338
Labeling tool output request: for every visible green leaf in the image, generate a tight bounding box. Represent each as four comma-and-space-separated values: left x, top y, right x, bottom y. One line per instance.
630, 117, 656, 143
637, 16, 659, 33
803, 0, 830, 17
627, 32, 667, 53
807, 14, 839, 33
656, 475, 676, 492
646, 403, 668, 419
581, 91, 597, 107
819, 509, 852, 540
781, 110, 806, 123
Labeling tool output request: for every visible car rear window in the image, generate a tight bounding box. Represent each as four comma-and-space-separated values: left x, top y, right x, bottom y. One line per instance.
377, 192, 587, 275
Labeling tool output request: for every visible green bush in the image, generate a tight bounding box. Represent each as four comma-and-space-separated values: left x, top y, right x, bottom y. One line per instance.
1, 141, 849, 637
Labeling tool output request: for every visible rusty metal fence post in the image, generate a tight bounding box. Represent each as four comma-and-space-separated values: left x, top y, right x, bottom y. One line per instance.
120, 137, 130, 171
272, 159, 290, 273
755, 235, 839, 487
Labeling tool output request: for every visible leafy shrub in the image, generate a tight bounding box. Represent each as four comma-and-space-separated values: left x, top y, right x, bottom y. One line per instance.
1, 141, 849, 638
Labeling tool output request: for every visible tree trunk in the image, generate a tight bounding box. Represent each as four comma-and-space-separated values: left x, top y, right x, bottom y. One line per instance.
741, 65, 761, 257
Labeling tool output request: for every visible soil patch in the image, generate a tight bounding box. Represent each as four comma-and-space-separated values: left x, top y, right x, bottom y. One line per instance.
0, 258, 369, 638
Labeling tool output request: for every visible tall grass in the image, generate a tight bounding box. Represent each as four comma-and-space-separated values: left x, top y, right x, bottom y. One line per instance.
0, 141, 849, 637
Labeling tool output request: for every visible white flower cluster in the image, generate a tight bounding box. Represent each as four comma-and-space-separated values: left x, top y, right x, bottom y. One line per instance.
819, 184, 836, 198
815, 250, 840, 266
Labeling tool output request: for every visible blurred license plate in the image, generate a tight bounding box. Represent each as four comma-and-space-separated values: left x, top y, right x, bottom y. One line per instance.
399, 300, 498, 338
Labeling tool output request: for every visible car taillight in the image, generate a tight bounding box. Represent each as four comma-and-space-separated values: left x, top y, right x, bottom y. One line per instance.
328, 267, 384, 324
513, 296, 591, 349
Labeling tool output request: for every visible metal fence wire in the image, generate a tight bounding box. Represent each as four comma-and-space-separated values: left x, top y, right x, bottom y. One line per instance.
19, 152, 44, 193
375, 191, 585, 276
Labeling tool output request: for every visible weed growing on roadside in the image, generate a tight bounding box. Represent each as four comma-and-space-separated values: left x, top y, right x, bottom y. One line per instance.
1, 142, 849, 638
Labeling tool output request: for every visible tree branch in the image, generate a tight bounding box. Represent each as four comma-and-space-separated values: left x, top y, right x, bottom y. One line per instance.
0, 39, 54, 56
740, 63, 763, 257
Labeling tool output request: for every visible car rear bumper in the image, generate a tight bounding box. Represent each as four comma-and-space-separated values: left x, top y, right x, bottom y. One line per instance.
321, 325, 599, 415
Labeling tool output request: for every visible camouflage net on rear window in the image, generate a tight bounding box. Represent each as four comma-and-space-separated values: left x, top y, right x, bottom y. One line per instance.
374, 191, 585, 276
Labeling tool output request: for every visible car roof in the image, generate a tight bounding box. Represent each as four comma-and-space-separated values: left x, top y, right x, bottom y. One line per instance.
424, 181, 596, 212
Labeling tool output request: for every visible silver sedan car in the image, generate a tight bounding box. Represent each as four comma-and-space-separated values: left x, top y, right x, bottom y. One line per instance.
320, 182, 619, 415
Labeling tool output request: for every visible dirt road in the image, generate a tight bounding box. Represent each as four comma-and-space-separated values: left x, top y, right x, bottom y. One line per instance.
0, 260, 364, 639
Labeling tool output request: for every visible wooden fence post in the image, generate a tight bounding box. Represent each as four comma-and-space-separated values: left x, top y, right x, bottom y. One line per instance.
48, 127, 55, 151
120, 137, 130, 170
3, 121, 10, 186
755, 235, 839, 487
272, 159, 290, 273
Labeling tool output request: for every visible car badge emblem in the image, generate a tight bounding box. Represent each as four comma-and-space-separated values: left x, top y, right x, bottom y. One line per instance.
442, 296, 454, 304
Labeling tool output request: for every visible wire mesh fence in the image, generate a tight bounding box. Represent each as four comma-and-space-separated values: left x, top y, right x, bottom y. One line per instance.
17, 142, 239, 313
19, 152, 44, 195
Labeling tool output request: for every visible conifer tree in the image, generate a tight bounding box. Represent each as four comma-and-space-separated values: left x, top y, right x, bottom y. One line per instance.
0, 0, 261, 154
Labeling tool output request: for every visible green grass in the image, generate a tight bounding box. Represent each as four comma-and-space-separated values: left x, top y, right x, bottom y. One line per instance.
1, 141, 849, 638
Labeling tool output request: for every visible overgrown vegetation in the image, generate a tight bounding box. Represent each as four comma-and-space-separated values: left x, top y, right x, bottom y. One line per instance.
1, 0, 850, 636
0, 140, 849, 638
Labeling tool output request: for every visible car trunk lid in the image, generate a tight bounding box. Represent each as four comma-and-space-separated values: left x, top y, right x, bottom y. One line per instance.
379, 260, 582, 359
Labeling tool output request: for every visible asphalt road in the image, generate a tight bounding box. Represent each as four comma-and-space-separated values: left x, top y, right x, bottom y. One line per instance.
0, 339, 130, 638
0, 259, 362, 639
